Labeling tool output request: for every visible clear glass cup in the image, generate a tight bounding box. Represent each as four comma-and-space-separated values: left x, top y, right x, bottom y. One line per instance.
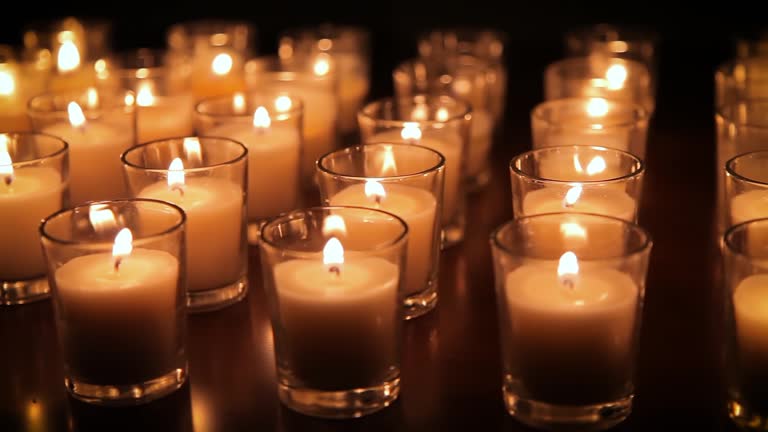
358, 95, 470, 248
40, 199, 188, 405
245, 55, 338, 189
195, 92, 303, 242
0, 45, 48, 131
545, 56, 654, 115
716, 57, 768, 109
491, 212, 652, 430
279, 25, 370, 135
726, 151, 768, 229
531, 97, 650, 160
28, 87, 136, 205
121, 137, 248, 312
510, 146, 645, 226
394, 56, 496, 190
0, 132, 68, 305
716, 101, 768, 233
259, 206, 408, 418
723, 218, 768, 429
317, 143, 445, 319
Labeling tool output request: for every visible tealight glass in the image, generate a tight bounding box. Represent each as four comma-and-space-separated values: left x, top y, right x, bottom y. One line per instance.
491, 212, 652, 431
531, 97, 649, 160
195, 92, 303, 242
358, 95, 470, 248
0, 45, 48, 131
716, 57, 768, 109
259, 206, 408, 418
394, 56, 496, 190
726, 151, 768, 229
40, 199, 187, 405
28, 87, 136, 205
1, 132, 68, 305
317, 143, 445, 319
121, 137, 248, 312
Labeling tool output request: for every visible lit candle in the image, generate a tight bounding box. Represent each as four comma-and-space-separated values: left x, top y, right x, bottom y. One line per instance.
0, 62, 32, 131
137, 144, 244, 293
190, 52, 246, 99
732, 274, 768, 397
49, 39, 96, 92
503, 251, 638, 404
537, 152, 624, 182
522, 183, 636, 222
135, 82, 194, 143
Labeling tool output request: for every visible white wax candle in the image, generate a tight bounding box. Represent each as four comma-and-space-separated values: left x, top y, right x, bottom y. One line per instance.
522, 187, 636, 222
207, 122, 301, 220
330, 183, 437, 296
0, 167, 63, 280
137, 96, 195, 144
54, 248, 180, 383
533, 151, 626, 181
138, 178, 243, 292
734, 275, 768, 376
504, 263, 637, 403
273, 256, 399, 388
730, 190, 768, 256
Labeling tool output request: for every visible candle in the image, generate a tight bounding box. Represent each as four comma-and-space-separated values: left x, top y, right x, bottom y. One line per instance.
731, 274, 768, 405
335, 54, 370, 133
207, 106, 301, 220
0, 139, 63, 282
536, 151, 625, 183
190, 52, 246, 100
522, 184, 635, 221
731, 190, 768, 226
41, 101, 132, 204
137, 154, 243, 293
503, 252, 638, 404
272, 235, 399, 389
330, 180, 437, 297
49, 40, 96, 92
0, 62, 34, 131
135, 84, 194, 143
53, 225, 181, 384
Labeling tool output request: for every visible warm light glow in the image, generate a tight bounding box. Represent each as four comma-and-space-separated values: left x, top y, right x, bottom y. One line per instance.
563, 185, 583, 207
436, 108, 450, 122
67, 102, 86, 128
452, 78, 472, 96
275, 95, 292, 112
86, 87, 99, 108
94, 58, 109, 79
318, 38, 333, 51
608, 40, 629, 54
381, 145, 398, 175
212, 53, 233, 76
313, 55, 331, 77
57, 40, 80, 73
135, 67, 149, 79
605, 64, 627, 90
411, 105, 428, 121
136, 84, 155, 107
401, 122, 422, 141
0, 134, 13, 183
322, 215, 347, 237
365, 179, 386, 204
586, 98, 609, 117
0, 69, 15, 96
253, 106, 271, 129
323, 237, 344, 267
560, 222, 587, 239
586, 156, 607, 176
112, 228, 133, 259
167, 157, 185, 189
89, 204, 117, 233
573, 155, 584, 173
232, 93, 245, 114
183, 137, 202, 165
557, 251, 579, 285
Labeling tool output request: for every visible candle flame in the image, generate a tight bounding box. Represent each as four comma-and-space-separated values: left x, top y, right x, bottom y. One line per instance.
275, 95, 292, 112
381, 145, 398, 175
586, 156, 606, 176
322, 215, 347, 237
605, 64, 627, 90
411, 105, 428, 121
401, 122, 422, 141
323, 237, 344, 271
0, 69, 15, 96
0, 134, 13, 184
365, 180, 386, 205
436, 107, 450, 122
557, 251, 579, 288
253, 106, 271, 129
112, 228, 133, 270
89, 204, 117, 233
183, 137, 202, 166
560, 222, 587, 239
94, 58, 109, 80
167, 157, 186, 191
573, 155, 584, 173
586, 98, 609, 117
313, 54, 331, 77
212, 53, 233, 76
563, 185, 582, 208
67, 102, 86, 128
86, 87, 99, 108
57, 40, 80, 73
136, 84, 155, 107
232, 93, 246, 114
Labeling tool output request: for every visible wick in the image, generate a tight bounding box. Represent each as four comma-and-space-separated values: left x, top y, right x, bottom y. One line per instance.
3, 175, 12, 186
562, 279, 575, 290
171, 184, 185, 197
374, 195, 382, 205
329, 266, 341, 277
114, 257, 122, 272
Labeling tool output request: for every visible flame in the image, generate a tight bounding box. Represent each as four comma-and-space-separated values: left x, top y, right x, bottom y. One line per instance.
322, 215, 347, 237
401, 122, 422, 141
112, 228, 133, 260
605, 64, 627, 90
563, 185, 582, 207
275, 95, 292, 112
411, 105, 428, 121
136, 84, 155, 107
365, 179, 386, 204
0, 134, 13, 183
89, 204, 117, 233
212, 53, 233, 76
167, 157, 185, 189
183, 137, 202, 165
436, 107, 450, 122
135, 67, 149, 79
67, 102, 86, 128
586, 156, 606, 176
381, 145, 398, 175
560, 222, 587, 239
86, 87, 99, 108
253, 106, 271, 129
0, 69, 15, 96
573, 155, 584, 173
323, 237, 344, 267
57, 40, 80, 73
313, 54, 331, 77
586, 98, 609, 117
94, 58, 109, 80
232, 93, 245, 114
557, 251, 579, 284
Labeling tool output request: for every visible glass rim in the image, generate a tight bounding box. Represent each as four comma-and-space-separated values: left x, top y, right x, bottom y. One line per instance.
394, 55, 491, 77
724, 217, 768, 258
194, 92, 304, 118
726, 150, 768, 186
358, 95, 471, 127
565, 24, 660, 46
716, 56, 768, 76
168, 19, 255, 34
1, 132, 69, 167
279, 25, 370, 42
244, 56, 337, 81
531, 97, 649, 129
317, 142, 446, 181
546, 55, 648, 75
107, 48, 173, 77
39, 198, 187, 246
260, 205, 409, 256
120, 136, 248, 174
27, 88, 136, 114
509, 145, 645, 184
491, 211, 653, 259
716, 99, 768, 129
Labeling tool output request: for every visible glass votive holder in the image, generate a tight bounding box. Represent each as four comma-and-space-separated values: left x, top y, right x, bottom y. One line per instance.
259, 206, 408, 418
245, 56, 338, 188
358, 95, 470, 248
545, 56, 654, 115
103, 49, 194, 144
716, 57, 768, 109
121, 137, 248, 312
195, 92, 303, 242
317, 143, 445, 319
1, 132, 68, 305
28, 87, 136, 205
726, 151, 768, 230
491, 212, 652, 430
0, 45, 48, 131
39, 198, 188, 405
417, 28, 507, 122
509, 146, 644, 232
166, 20, 255, 100
531, 97, 650, 160
279, 25, 370, 135
394, 56, 495, 190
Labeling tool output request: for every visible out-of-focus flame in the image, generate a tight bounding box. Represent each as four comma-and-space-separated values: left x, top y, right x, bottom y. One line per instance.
67, 102, 86, 128
212, 53, 233, 75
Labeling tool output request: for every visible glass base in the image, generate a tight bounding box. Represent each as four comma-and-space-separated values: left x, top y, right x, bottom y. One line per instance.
187, 275, 248, 313
278, 375, 400, 419
403, 278, 438, 320
504, 388, 632, 431
441, 216, 466, 250
2, 277, 50, 305
65, 366, 187, 406
466, 168, 491, 194
729, 398, 768, 430
247, 221, 268, 245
